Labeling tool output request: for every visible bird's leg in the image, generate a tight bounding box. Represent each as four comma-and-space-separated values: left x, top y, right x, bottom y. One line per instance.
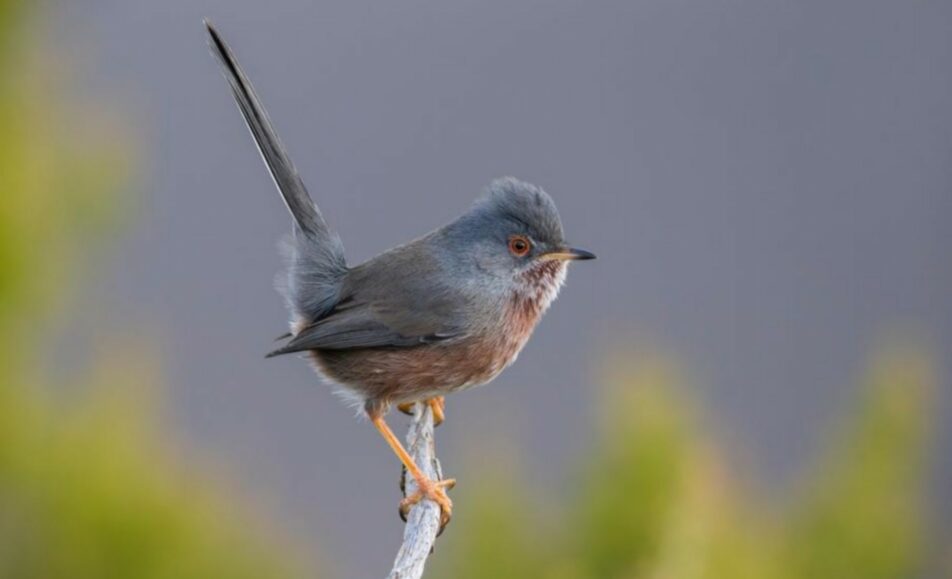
369, 412, 455, 530
396, 396, 446, 427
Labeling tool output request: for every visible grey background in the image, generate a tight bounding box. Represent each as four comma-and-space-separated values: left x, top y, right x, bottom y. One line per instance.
57, 0, 950, 576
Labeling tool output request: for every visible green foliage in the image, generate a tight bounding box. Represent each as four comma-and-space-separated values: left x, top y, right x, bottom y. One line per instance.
786, 352, 933, 579
433, 352, 942, 579
0, 5, 309, 578
568, 361, 696, 579
0, 357, 304, 579
433, 468, 548, 579
0, 7, 128, 362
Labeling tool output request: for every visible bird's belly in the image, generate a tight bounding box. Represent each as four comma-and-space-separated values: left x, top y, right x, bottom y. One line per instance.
310, 329, 533, 406
308, 289, 551, 408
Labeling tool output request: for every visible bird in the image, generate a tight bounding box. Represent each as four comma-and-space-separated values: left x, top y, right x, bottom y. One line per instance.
206, 21, 594, 532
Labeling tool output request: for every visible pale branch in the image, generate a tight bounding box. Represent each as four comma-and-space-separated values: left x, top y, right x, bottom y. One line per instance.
387, 402, 444, 579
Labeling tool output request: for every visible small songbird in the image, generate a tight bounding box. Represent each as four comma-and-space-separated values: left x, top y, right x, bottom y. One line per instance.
206, 21, 594, 531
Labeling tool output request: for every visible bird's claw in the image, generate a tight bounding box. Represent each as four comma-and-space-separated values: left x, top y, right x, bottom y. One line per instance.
398, 477, 456, 534
396, 397, 445, 427
429, 397, 445, 427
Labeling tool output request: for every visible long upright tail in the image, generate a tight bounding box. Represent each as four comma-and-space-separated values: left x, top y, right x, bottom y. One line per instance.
206, 20, 347, 324
206, 20, 328, 239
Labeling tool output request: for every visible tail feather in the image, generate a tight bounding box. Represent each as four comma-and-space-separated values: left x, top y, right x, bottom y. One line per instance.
206, 20, 326, 239
207, 20, 347, 324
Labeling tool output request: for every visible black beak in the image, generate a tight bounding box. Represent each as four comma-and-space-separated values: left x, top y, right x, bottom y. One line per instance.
540, 247, 597, 261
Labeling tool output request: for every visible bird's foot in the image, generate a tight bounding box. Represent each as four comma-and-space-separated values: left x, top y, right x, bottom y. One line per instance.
396, 396, 446, 427
399, 476, 456, 533
428, 396, 445, 426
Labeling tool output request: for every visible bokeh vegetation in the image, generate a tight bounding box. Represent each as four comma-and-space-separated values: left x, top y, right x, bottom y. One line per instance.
433, 352, 946, 579
0, 2, 947, 578
0, 3, 308, 578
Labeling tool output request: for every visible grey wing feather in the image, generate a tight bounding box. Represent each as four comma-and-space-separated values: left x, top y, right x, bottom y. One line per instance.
266, 242, 470, 356
265, 310, 454, 357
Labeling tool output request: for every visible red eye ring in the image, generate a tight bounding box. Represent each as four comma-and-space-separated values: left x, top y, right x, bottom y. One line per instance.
508, 235, 531, 257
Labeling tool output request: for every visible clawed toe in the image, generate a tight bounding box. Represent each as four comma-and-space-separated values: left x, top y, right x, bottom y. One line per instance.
371, 411, 454, 535
396, 397, 445, 427
399, 477, 456, 533
428, 397, 445, 427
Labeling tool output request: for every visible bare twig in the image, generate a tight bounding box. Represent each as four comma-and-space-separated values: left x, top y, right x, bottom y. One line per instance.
387, 402, 443, 579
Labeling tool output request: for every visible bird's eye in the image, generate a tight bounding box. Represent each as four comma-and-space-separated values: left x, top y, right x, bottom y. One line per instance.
508, 235, 531, 257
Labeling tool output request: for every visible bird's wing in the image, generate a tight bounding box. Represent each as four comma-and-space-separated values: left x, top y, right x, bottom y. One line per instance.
266, 308, 458, 356
266, 243, 470, 356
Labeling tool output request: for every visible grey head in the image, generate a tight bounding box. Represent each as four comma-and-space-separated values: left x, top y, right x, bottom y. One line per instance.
436, 177, 595, 290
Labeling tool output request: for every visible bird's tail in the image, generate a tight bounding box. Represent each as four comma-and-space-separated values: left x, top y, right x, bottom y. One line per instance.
206, 20, 331, 241
206, 20, 346, 323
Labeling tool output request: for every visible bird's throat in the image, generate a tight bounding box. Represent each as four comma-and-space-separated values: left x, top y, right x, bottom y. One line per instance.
513, 261, 567, 322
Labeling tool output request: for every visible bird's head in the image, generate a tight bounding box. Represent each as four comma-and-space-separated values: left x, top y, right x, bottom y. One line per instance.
441, 177, 595, 302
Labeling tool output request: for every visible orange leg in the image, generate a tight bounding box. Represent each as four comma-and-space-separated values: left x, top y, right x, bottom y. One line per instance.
370, 413, 455, 530
396, 396, 446, 427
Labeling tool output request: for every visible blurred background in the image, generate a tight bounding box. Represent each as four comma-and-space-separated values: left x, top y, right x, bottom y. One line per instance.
1, 0, 950, 577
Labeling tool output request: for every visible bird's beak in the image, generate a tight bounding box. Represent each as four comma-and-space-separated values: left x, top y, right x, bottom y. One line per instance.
539, 247, 597, 261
